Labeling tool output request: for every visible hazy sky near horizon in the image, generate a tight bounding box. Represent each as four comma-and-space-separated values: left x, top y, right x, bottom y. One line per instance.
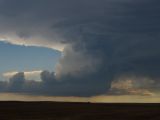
0, 0, 160, 102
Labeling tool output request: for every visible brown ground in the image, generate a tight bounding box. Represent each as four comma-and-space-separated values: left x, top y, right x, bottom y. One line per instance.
0, 102, 159, 120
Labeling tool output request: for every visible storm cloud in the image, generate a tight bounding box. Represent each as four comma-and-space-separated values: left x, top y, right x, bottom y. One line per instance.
2, 71, 107, 96
0, 0, 160, 96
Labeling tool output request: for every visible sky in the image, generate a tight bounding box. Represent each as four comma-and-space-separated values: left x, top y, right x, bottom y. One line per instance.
0, 0, 159, 102
0, 42, 61, 81
0, 42, 60, 71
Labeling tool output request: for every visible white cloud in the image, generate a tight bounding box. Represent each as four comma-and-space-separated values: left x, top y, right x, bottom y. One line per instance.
0, 34, 65, 52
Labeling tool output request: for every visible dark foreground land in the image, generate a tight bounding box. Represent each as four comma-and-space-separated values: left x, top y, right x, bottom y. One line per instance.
0, 102, 159, 120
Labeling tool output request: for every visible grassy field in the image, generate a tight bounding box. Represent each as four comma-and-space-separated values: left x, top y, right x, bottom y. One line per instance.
0, 102, 159, 120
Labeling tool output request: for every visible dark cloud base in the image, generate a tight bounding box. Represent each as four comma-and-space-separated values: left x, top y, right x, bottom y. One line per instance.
0, 71, 108, 96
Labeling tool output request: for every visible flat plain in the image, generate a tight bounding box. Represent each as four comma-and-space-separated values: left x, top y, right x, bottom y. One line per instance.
0, 102, 159, 120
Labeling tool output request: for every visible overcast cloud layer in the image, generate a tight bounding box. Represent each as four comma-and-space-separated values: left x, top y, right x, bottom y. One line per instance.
0, 0, 160, 96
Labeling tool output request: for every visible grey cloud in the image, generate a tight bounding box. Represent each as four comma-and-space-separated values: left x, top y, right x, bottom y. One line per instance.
41, 71, 56, 84
8, 72, 25, 92
0, 0, 160, 96
0, 71, 107, 96
39, 70, 108, 96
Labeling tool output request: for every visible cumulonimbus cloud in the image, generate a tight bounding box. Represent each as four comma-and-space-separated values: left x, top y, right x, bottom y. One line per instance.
0, 0, 160, 96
